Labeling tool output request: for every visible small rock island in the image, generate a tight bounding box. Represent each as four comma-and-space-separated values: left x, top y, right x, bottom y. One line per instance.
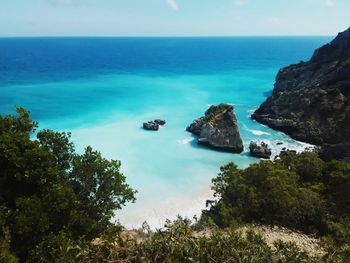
249, 141, 272, 159
143, 119, 166, 131
252, 27, 350, 160
187, 104, 244, 153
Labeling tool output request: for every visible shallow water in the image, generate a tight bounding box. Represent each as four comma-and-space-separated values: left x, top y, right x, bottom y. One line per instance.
0, 37, 331, 228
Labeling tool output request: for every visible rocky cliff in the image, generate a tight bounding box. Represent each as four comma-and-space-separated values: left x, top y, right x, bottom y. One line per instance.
187, 104, 244, 153
252, 27, 350, 160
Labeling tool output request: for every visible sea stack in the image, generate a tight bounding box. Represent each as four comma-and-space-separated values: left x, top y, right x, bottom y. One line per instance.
249, 141, 272, 159
252, 27, 350, 160
187, 104, 244, 153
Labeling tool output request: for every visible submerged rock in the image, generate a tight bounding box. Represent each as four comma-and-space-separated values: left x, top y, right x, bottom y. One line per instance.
187, 104, 244, 153
252, 26, 350, 160
249, 141, 272, 159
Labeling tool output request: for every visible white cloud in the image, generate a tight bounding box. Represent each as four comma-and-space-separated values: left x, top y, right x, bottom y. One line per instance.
325, 0, 335, 7
234, 0, 249, 6
165, 0, 179, 11
52, 0, 72, 5
268, 17, 282, 23
234, 16, 243, 22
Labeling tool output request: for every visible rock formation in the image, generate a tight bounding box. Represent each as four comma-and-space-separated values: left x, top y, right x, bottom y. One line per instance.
154, 119, 166, 126
187, 104, 244, 153
249, 141, 272, 159
252, 27, 350, 160
143, 121, 159, 131
143, 119, 166, 131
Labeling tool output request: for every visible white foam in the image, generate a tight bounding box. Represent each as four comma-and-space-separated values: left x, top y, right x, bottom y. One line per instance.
177, 137, 194, 145
269, 139, 315, 158
243, 124, 271, 136
247, 109, 256, 114
243, 137, 315, 160
251, 129, 270, 136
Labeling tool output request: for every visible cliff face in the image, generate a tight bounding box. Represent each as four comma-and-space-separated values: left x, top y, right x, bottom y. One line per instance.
252, 27, 350, 160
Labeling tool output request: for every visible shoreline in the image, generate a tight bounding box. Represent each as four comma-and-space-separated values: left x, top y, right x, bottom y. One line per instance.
116, 129, 315, 230
116, 184, 215, 230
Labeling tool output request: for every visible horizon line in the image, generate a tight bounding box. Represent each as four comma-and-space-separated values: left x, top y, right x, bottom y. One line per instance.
0, 34, 335, 39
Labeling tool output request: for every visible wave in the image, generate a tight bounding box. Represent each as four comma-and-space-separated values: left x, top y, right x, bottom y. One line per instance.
243, 124, 270, 136
177, 137, 194, 145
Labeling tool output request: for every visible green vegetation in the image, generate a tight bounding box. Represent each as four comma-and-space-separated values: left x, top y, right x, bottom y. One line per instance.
201, 150, 350, 246
0, 109, 136, 262
1, 109, 350, 262
74, 219, 322, 262
16, 218, 349, 263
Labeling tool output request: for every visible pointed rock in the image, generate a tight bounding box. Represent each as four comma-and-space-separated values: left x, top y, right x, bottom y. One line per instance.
187, 104, 244, 153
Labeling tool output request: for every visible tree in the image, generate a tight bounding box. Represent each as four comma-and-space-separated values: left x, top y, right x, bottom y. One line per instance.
0, 108, 136, 261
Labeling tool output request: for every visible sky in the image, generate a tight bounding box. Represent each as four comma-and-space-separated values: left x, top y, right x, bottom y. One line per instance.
0, 0, 349, 36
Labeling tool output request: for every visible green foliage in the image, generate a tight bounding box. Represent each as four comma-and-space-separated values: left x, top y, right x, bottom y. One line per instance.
202, 151, 350, 246
0, 109, 136, 261
83, 219, 318, 263
69, 146, 135, 239
28, 231, 89, 263
12, 218, 349, 263
0, 228, 19, 263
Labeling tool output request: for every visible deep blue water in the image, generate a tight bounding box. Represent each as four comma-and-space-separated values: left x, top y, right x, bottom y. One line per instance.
0, 37, 328, 85
0, 37, 332, 227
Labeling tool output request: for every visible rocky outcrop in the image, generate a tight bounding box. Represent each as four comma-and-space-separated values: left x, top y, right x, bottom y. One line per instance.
187, 104, 244, 153
143, 121, 159, 131
154, 119, 166, 126
252, 27, 350, 160
143, 119, 166, 131
249, 141, 272, 159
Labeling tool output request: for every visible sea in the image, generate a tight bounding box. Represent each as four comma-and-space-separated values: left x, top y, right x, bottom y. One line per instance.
0, 36, 332, 228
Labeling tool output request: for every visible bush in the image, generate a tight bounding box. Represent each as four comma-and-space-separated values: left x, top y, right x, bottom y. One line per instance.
23, 218, 350, 262
86, 219, 317, 263
202, 151, 350, 245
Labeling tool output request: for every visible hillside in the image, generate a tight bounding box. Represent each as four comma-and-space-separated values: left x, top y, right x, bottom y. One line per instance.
252, 27, 350, 160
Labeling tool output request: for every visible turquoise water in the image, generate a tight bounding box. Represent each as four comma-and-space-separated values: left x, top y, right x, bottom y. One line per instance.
0, 37, 332, 228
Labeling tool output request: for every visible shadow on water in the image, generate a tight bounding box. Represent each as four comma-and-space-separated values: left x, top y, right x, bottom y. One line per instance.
240, 150, 256, 158
139, 126, 159, 132
189, 134, 249, 156
189, 135, 213, 151
263, 90, 273, 97
188, 133, 268, 162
